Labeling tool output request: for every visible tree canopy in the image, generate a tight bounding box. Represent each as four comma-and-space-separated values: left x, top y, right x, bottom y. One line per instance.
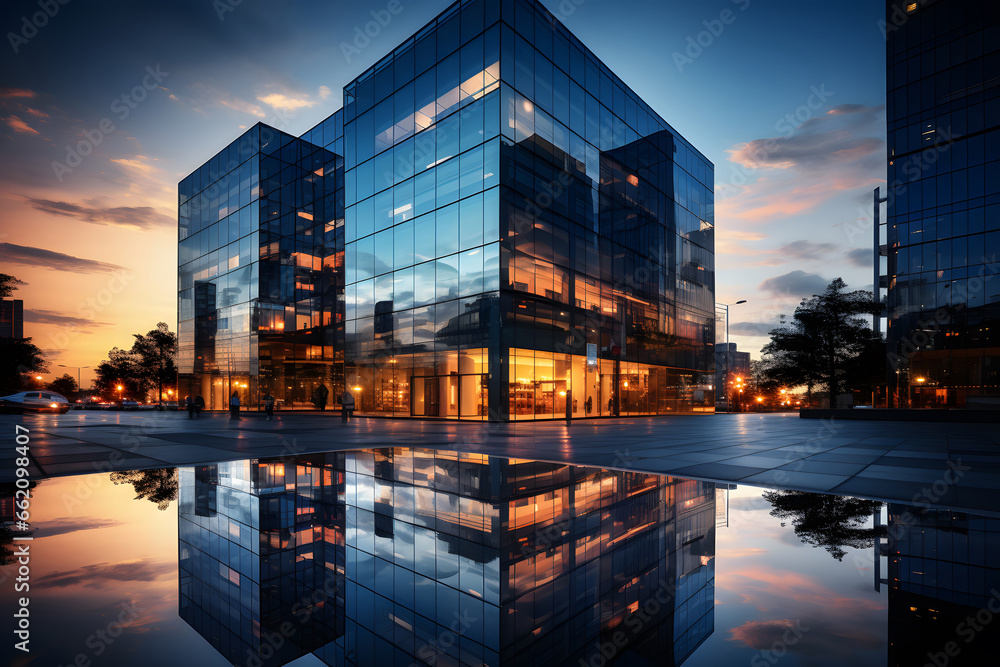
93, 323, 177, 402
0, 273, 21, 299
763, 489, 883, 561
110, 469, 178, 511
759, 278, 883, 402
45, 373, 79, 401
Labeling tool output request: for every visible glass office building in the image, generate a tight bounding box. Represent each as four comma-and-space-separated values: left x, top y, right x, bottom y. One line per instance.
177, 449, 716, 667
177, 125, 344, 410
178, 0, 715, 419
883, 0, 1000, 407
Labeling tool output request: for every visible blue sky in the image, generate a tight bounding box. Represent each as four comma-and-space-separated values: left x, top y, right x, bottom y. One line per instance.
0, 0, 887, 383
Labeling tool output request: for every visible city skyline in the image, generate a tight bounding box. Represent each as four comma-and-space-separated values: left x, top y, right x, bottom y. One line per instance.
0, 0, 884, 388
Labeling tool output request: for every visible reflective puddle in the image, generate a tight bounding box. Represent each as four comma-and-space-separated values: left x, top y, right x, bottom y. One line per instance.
2, 448, 998, 666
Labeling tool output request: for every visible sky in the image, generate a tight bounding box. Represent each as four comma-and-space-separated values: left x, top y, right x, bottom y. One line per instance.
0, 0, 887, 388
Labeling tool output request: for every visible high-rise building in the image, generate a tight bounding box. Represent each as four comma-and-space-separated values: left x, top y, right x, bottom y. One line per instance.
0, 299, 23, 339
178, 0, 716, 420
177, 450, 716, 667
882, 0, 1000, 408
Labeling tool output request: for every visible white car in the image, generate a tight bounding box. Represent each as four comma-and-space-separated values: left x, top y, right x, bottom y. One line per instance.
0, 391, 71, 414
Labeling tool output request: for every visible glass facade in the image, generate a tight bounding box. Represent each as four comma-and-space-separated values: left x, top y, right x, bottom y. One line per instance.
177, 449, 717, 667
884, 503, 1000, 665
177, 124, 344, 410
884, 0, 1000, 407
178, 460, 344, 667
178, 0, 715, 420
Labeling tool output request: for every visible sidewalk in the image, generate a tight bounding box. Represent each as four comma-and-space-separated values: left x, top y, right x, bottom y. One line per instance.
5, 411, 999, 515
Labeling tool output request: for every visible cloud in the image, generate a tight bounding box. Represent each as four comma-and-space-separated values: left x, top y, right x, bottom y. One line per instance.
729, 321, 778, 337
776, 240, 836, 261
34, 559, 172, 589
23, 309, 111, 330
3, 115, 40, 135
35, 517, 123, 538
0, 88, 36, 99
845, 248, 871, 267
0, 242, 124, 273
728, 619, 802, 649
718, 104, 885, 224
257, 93, 316, 112
24, 198, 173, 230
758, 270, 829, 297
727, 105, 884, 172
257, 85, 335, 113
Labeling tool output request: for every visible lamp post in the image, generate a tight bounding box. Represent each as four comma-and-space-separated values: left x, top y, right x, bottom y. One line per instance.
57, 365, 89, 400
717, 300, 747, 413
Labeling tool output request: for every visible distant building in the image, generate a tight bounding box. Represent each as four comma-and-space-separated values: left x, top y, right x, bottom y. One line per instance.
881, 0, 1000, 408
715, 342, 750, 411
0, 299, 23, 338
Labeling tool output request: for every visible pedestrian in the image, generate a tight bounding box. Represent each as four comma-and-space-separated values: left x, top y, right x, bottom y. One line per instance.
264, 394, 274, 421
185, 395, 195, 419
341, 389, 355, 423
194, 395, 204, 417
229, 391, 240, 421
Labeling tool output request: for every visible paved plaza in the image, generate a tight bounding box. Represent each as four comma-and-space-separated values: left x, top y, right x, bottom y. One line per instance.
5, 411, 999, 515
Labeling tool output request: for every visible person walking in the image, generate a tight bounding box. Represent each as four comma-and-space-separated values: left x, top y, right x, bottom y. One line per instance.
185, 395, 195, 419
229, 391, 240, 421
340, 389, 355, 423
194, 395, 205, 417
264, 394, 275, 421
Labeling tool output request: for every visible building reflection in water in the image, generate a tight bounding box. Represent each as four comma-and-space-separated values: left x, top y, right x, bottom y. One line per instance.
881, 504, 1000, 666
178, 449, 716, 666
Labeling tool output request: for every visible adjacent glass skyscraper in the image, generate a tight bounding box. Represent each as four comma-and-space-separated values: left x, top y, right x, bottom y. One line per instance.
883, 0, 1000, 407
178, 0, 716, 420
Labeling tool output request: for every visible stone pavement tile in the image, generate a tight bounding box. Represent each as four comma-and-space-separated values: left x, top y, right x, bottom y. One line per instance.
830, 478, 925, 502
739, 470, 849, 492
872, 456, 959, 469
806, 452, 885, 463
779, 460, 868, 476
722, 455, 800, 468
40, 457, 172, 476
857, 465, 954, 483
668, 463, 769, 480
657, 452, 735, 463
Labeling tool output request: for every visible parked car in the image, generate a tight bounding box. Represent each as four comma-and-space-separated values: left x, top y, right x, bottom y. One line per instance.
161, 401, 179, 411
121, 399, 139, 411
0, 391, 71, 414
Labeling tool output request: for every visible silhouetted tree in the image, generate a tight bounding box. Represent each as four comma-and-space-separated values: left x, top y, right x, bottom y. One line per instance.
93, 347, 144, 401
0, 273, 23, 299
130, 323, 178, 407
763, 489, 883, 561
110, 469, 178, 511
760, 278, 883, 403
0, 338, 47, 394
45, 373, 78, 401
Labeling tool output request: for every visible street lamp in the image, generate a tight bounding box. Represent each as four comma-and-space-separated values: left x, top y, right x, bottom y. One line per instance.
717, 300, 747, 413
57, 365, 90, 398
